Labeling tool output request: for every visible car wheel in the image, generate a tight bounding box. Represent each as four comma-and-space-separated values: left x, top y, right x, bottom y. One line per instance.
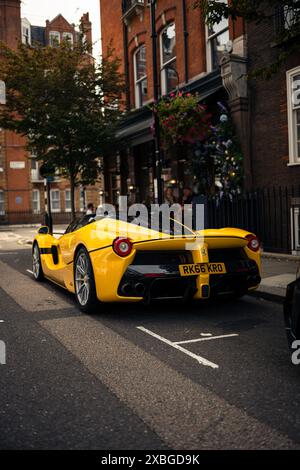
32, 243, 44, 282
74, 247, 98, 313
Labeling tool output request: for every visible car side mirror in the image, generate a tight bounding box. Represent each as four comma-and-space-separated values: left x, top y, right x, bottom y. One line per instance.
38, 226, 49, 235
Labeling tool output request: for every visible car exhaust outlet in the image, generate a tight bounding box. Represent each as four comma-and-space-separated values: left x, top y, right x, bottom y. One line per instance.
121, 283, 133, 296
135, 283, 145, 296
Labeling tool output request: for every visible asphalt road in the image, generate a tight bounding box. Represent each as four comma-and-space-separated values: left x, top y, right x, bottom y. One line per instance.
0, 233, 300, 450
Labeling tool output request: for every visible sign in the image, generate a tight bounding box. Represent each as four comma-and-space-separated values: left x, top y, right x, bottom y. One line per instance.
0, 81, 5, 105
10, 161, 25, 169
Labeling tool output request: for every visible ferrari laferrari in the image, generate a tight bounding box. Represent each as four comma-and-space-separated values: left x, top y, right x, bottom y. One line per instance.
32, 214, 261, 313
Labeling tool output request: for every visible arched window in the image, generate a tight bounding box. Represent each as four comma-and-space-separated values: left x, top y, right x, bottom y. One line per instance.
134, 45, 148, 108
160, 23, 177, 95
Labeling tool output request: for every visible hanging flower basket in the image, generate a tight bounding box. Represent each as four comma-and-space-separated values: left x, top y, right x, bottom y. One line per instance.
153, 92, 212, 148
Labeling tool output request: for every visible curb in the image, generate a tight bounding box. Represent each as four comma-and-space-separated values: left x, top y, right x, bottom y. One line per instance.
261, 252, 300, 262
248, 289, 285, 304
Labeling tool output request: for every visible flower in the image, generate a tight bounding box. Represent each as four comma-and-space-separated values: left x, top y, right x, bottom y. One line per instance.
220, 114, 228, 123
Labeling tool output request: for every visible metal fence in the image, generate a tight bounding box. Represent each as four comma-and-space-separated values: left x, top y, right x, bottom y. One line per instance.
0, 211, 82, 226
207, 186, 299, 254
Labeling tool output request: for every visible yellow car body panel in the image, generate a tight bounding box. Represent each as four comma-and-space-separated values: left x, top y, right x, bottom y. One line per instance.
33, 218, 261, 303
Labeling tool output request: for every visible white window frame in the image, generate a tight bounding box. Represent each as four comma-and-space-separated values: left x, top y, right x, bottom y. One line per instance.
49, 31, 60, 47
287, 66, 300, 165
206, 0, 229, 73
80, 187, 86, 212
32, 189, 40, 214
50, 189, 61, 212
62, 32, 74, 45
65, 189, 71, 212
160, 23, 176, 96
134, 45, 148, 109
0, 190, 5, 216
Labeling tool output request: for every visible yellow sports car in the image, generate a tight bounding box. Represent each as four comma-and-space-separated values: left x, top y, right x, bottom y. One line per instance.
32, 214, 261, 313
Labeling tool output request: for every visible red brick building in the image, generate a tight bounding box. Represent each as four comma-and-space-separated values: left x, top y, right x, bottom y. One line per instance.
0, 2, 100, 223
100, 0, 246, 204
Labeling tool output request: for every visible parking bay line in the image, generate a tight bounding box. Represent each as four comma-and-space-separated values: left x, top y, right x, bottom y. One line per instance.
175, 333, 239, 345
137, 326, 219, 369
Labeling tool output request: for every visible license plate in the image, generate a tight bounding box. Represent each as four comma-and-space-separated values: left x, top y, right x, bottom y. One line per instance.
179, 263, 227, 276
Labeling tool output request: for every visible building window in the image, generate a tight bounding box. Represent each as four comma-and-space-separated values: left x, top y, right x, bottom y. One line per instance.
287, 67, 300, 164
206, 0, 229, 72
80, 187, 86, 212
0, 190, 5, 215
32, 189, 40, 214
284, 4, 300, 30
65, 189, 71, 212
62, 32, 74, 45
134, 45, 148, 108
50, 189, 61, 212
22, 26, 30, 45
160, 23, 177, 95
49, 31, 60, 47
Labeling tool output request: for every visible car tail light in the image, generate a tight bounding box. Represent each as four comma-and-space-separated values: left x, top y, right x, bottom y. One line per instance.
246, 234, 260, 252
113, 237, 133, 257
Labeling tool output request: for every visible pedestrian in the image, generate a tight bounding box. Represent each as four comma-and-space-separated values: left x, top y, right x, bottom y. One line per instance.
86, 203, 95, 215
164, 187, 177, 206
180, 187, 194, 206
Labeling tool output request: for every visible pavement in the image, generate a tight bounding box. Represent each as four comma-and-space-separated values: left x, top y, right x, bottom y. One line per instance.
0, 231, 300, 450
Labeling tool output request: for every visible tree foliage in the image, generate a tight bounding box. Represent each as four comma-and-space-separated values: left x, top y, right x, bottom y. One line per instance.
194, 0, 300, 79
0, 40, 124, 217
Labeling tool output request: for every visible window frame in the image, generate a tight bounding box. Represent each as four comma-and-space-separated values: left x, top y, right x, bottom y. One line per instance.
65, 189, 71, 212
0, 190, 5, 216
160, 23, 177, 96
50, 189, 61, 213
49, 31, 61, 47
62, 32, 74, 45
134, 45, 148, 109
205, 0, 229, 73
287, 66, 300, 165
32, 189, 40, 214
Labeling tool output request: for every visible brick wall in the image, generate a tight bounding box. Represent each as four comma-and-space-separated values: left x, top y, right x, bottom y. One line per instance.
247, 11, 300, 188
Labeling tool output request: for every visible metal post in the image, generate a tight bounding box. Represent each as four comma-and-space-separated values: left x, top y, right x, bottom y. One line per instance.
44, 177, 53, 234
150, 0, 163, 205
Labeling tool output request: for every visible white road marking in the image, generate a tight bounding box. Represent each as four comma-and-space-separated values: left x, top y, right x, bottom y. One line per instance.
201, 333, 213, 337
137, 326, 219, 369
0, 252, 18, 255
175, 333, 239, 345
0, 320, 4, 323
26, 269, 34, 275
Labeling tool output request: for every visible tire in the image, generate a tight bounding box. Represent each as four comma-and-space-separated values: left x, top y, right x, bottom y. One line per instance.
32, 243, 44, 282
74, 247, 99, 313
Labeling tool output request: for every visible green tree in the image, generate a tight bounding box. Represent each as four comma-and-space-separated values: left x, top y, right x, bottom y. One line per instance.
0, 40, 124, 219
194, 0, 300, 79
